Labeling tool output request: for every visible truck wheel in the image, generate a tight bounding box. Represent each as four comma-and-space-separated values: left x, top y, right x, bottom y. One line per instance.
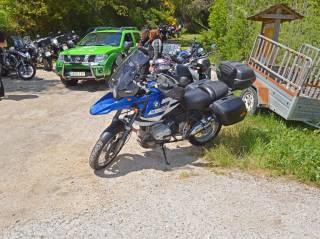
60, 77, 78, 87
241, 87, 258, 115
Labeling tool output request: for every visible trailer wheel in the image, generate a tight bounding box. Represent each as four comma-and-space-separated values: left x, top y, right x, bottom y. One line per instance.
241, 87, 258, 115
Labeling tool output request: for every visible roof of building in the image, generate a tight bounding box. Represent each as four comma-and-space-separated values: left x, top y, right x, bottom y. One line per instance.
247, 4, 304, 23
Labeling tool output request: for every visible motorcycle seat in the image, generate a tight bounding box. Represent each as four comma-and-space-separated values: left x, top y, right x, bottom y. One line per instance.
181, 80, 229, 111
186, 80, 228, 101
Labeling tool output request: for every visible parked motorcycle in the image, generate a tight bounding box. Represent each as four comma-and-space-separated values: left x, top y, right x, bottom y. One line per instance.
176, 41, 206, 63
0, 36, 36, 80
24, 36, 53, 71
155, 43, 213, 81
0, 47, 36, 80
65, 30, 80, 48
88, 49, 255, 170
50, 32, 69, 60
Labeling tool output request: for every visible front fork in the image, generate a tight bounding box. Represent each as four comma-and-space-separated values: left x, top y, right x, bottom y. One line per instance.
112, 109, 140, 150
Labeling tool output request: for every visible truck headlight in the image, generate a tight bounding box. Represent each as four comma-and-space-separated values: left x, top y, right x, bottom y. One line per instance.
94, 54, 108, 62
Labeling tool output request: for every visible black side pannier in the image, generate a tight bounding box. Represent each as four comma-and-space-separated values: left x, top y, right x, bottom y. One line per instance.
210, 95, 247, 126
181, 80, 228, 111
217, 61, 255, 90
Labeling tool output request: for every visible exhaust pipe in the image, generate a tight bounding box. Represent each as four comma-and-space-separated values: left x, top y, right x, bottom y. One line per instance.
188, 116, 215, 136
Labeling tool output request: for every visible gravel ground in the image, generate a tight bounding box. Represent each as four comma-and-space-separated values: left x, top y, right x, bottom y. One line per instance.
0, 71, 320, 239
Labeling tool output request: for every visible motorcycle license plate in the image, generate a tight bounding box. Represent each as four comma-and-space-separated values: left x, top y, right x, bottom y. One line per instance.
63, 45, 68, 50
69, 72, 85, 77
45, 51, 51, 57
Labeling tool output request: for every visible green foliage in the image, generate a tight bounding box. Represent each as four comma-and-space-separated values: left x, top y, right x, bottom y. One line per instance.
205, 0, 320, 61
0, 0, 179, 36
176, 33, 201, 47
204, 114, 320, 186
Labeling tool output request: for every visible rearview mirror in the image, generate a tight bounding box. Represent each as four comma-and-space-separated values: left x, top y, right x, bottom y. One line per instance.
116, 54, 124, 66
124, 41, 133, 51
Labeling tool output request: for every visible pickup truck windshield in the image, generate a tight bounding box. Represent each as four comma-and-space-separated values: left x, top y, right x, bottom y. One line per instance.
79, 32, 122, 46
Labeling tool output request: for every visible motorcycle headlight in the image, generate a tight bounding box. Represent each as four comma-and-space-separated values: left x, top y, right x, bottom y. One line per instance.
25, 52, 31, 60
52, 38, 58, 46
94, 54, 108, 63
58, 55, 64, 62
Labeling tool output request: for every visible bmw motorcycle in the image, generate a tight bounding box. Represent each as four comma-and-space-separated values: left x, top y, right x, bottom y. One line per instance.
158, 44, 212, 82
0, 41, 36, 80
65, 30, 80, 48
89, 49, 255, 170
24, 36, 53, 71
50, 33, 69, 60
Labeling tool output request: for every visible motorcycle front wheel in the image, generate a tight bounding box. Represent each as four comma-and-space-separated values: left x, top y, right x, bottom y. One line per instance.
188, 118, 222, 146
89, 121, 127, 170
17, 63, 36, 80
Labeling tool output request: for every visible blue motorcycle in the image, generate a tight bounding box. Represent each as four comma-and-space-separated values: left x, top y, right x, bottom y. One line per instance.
89, 49, 255, 170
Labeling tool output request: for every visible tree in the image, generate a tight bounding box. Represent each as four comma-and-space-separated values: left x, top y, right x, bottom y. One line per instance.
205, 0, 320, 61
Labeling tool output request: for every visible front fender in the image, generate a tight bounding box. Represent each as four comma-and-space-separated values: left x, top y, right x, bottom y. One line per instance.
90, 92, 138, 115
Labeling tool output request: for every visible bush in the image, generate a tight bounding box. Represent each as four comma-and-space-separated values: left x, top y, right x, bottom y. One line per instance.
204, 0, 320, 62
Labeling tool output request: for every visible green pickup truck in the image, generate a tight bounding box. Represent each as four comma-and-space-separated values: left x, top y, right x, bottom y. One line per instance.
55, 27, 141, 86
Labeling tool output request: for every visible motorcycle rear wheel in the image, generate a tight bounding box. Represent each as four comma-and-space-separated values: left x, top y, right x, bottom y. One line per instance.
89, 121, 126, 170
188, 118, 222, 146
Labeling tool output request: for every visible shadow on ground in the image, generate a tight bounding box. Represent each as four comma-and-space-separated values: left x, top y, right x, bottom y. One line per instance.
2, 75, 110, 94
68, 80, 110, 92
2, 94, 39, 101
94, 144, 206, 178
2, 76, 59, 94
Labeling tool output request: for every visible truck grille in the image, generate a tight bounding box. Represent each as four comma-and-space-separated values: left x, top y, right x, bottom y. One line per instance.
64, 55, 95, 63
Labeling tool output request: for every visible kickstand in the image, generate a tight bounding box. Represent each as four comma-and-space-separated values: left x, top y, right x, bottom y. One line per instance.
161, 143, 170, 165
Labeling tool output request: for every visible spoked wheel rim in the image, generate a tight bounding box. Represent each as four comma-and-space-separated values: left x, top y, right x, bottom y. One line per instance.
19, 65, 34, 78
97, 132, 124, 167
193, 120, 220, 143
242, 91, 255, 112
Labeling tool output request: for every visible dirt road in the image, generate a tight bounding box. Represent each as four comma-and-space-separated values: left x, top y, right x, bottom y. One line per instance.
0, 71, 320, 238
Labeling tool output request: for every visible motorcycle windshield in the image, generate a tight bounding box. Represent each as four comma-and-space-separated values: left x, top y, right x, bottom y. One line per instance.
110, 49, 150, 98
10, 36, 25, 49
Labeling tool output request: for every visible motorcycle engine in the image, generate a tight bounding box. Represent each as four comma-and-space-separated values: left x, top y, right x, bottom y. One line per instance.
150, 123, 171, 141
137, 123, 172, 148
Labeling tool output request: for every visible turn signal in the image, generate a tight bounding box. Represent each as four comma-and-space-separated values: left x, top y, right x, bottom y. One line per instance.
240, 111, 247, 117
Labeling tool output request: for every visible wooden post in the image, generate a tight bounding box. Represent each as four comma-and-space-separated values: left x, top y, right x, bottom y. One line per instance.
248, 4, 304, 43
273, 8, 282, 42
